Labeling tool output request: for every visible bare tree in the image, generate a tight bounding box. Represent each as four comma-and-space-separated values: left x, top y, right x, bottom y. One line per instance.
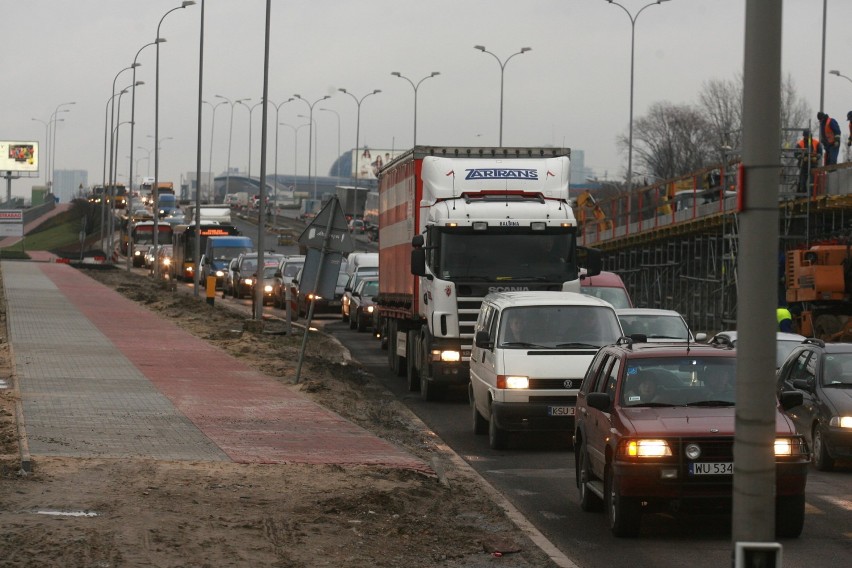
699, 77, 742, 160
619, 101, 715, 180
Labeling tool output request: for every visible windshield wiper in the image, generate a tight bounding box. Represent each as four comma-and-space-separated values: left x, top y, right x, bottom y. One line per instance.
629, 402, 676, 408
501, 342, 548, 348
685, 400, 735, 407
554, 342, 601, 349
648, 335, 687, 339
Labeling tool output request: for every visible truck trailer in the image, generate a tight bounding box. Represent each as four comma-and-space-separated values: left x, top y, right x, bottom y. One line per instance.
376, 146, 601, 400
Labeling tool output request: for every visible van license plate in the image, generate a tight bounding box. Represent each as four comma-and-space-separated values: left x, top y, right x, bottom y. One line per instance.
689, 462, 733, 475
548, 406, 575, 416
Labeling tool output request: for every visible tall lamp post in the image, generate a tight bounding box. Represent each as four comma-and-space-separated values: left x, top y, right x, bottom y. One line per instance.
215, 95, 250, 199
238, 100, 263, 184
473, 46, 531, 146
31, 118, 50, 188
270, 98, 294, 204
153, 0, 195, 278
319, 107, 341, 186
102, 88, 127, 248
49, 102, 75, 193
203, 99, 227, 202
390, 72, 438, 146
338, 88, 380, 191
298, 114, 319, 193
280, 122, 309, 194
137, 146, 152, 178
605, 0, 670, 195
293, 94, 330, 200
829, 69, 852, 86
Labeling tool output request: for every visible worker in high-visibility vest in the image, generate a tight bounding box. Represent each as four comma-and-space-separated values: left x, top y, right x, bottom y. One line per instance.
817, 111, 842, 166
795, 129, 822, 194
777, 307, 793, 333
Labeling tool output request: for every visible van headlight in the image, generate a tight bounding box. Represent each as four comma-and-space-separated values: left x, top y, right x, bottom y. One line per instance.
496, 375, 529, 389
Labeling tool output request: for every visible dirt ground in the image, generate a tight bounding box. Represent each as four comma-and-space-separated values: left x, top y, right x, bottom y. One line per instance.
0, 265, 558, 568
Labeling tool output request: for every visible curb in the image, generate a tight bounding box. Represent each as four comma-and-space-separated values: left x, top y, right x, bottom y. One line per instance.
9, 343, 32, 474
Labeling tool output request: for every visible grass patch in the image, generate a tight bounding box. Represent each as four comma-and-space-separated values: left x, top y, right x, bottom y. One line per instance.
0, 200, 102, 254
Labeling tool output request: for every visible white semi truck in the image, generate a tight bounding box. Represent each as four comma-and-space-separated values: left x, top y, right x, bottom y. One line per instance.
376, 147, 601, 400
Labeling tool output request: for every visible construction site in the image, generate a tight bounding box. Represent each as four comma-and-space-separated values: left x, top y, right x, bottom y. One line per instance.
575, 154, 852, 337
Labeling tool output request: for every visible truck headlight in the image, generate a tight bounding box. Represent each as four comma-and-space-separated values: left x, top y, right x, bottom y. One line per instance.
496, 375, 529, 389
829, 416, 852, 428
431, 349, 460, 363
621, 439, 673, 458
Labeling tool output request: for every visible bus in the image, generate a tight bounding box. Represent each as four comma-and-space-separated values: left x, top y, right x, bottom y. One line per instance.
171, 223, 241, 281
127, 221, 173, 267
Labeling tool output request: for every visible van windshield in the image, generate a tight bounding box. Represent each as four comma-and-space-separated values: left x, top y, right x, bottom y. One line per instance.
499, 305, 621, 349
581, 286, 631, 309
212, 246, 252, 260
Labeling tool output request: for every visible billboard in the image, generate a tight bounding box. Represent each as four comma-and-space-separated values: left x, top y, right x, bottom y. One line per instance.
0, 141, 39, 172
350, 148, 406, 180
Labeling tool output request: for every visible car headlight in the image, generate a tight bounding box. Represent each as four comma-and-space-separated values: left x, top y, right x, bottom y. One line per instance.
774, 437, 808, 456
264, 285, 273, 293
366, 305, 374, 313
134, 250, 141, 256
163, 258, 171, 266
621, 439, 673, 458
215, 270, 224, 277
829, 416, 852, 428
496, 375, 529, 389
243, 278, 253, 285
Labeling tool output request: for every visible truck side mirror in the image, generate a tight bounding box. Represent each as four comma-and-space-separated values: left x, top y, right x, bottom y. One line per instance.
474, 330, 493, 349
411, 249, 426, 276
578, 246, 603, 277
412, 234, 425, 247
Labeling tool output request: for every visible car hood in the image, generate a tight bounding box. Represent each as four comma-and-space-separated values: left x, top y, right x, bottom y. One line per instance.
500, 349, 596, 380
819, 386, 852, 413
619, 406, 797, 436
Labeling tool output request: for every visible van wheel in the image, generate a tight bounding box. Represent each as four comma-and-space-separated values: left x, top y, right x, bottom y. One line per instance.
488, 406, 508, 450
606, 466, 641, 537
471, 386, 487, 435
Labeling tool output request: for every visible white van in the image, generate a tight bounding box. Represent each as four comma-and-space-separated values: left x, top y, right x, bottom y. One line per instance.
470, 291, 623, 449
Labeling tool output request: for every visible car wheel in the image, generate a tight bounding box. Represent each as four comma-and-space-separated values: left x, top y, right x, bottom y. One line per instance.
606, 465, 641, 537
349, 309, 358, 330
812, 425, 835, 471
488, 404, 508, 450
775, 494, 805, 538
577, 440, 603, 512
470, 385, 488, 435
357, 311, 368, 332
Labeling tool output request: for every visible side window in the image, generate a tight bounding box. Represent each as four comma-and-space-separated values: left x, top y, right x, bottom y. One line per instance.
581, 349, 608, 393
488, 310, 499, 340
789, 350, 814, 383
606, 358, 622, 401
477, 304, 495, 335
592, 354, 617, 393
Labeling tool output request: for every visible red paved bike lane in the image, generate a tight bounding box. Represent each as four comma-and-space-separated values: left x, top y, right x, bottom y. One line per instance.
38, 262, 431, 473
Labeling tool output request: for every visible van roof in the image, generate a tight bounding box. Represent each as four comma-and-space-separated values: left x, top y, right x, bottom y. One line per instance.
580, 270, 625, 288
484, 291, 616, 310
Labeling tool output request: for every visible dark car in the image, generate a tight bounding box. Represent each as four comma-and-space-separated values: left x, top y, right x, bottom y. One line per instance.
777, 338, 852, 470
349, 277, 379, 332
222, 257, 240, 298
230, 253, 260, 299
250, 256, 286, 305
271, 255, 305, 310
297, 269, 350, 318
574, 338, 809, 538
198, 254, 230, 290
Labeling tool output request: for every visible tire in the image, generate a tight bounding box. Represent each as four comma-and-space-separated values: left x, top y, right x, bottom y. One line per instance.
388, 320, 400, 374
775, 494, 806, 538
606, 466, 641, 537
349, 309, 358, 330
577, 440, 604, 512
357, 310, 367, 332
812, 425, 835, 471
488, 404, 508, 450
471, 385, 488, 435
406, 330, 420, 392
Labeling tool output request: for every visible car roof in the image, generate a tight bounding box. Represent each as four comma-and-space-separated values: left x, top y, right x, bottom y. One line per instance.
484, 291, 616, 310
711, 330, 807, 342
608, 340, 734, 358
615, 308, 683, 317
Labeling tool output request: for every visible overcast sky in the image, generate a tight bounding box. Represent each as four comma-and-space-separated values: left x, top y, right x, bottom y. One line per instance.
3, 0, 851, 197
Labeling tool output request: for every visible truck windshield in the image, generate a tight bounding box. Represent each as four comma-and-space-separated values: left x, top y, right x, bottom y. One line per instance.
437, 232, 576, 281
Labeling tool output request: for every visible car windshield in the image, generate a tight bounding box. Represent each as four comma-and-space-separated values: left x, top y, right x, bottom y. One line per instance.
283, 263, 303, 277
498, 306, 622, 349
361, 280, 379, 296
581, 286, 631, 309
821, 354, 852, 386
621, 357, 736, 407
619, 314, 691, 340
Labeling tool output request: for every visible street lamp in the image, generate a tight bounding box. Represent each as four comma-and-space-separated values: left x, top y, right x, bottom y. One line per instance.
829, 69, 852, 86
137, 146, 152, 177
390, 72, 439, 146
605, 0, 670, 195
473, 46, 531, 146
238, 100, 263, 183
31, 118, 49, 187
215, 95, 250, 198
203, 99, 227, 202
319, 108, 341, 186
49, 102, 75, 192
270, 98, 295, 204
102, 88, 127, 248
293, 94, 331, 200
298, 114, 318, 192
280, 122, 309, 194
154, 0, 195, 278
338, 88, 380, 191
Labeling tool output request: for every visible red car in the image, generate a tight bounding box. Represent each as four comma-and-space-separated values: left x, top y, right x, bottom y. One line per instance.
574, 338, 809, 538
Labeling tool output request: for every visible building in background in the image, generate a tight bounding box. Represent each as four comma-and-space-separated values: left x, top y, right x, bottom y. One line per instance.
52, 169, 88, 202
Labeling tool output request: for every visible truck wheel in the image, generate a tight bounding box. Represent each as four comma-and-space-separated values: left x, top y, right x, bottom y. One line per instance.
813, 425, 835, 471
775, 494, 805, 538
406, 330, 419, 392
606, 466, 641, 537
488, 405, 508, 449
470, 385, 487, 435
577, 441, 603, 512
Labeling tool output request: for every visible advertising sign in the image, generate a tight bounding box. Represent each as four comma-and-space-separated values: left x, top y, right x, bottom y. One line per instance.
0, 141, 39, 172
350, 148, 405, 180
0, 210, 24, 237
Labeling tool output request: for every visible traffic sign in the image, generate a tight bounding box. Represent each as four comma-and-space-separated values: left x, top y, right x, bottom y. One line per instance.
297, 197, 355, 253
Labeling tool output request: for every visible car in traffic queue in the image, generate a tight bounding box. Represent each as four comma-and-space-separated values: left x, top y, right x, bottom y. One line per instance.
341, 266, 379, 322
776, 338, 852, 471
616, 308, 706, 342
229, 252, 262, 299
151, 245, 174, 278
221, 257, 240, 298
297, 268, 350, 318
271, 255, 305, 310
574, 338, 809, 538
250, 255, 286, 306
470, 291, 624, 450
709, 330, 806, 369
348, 277, 379, 332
